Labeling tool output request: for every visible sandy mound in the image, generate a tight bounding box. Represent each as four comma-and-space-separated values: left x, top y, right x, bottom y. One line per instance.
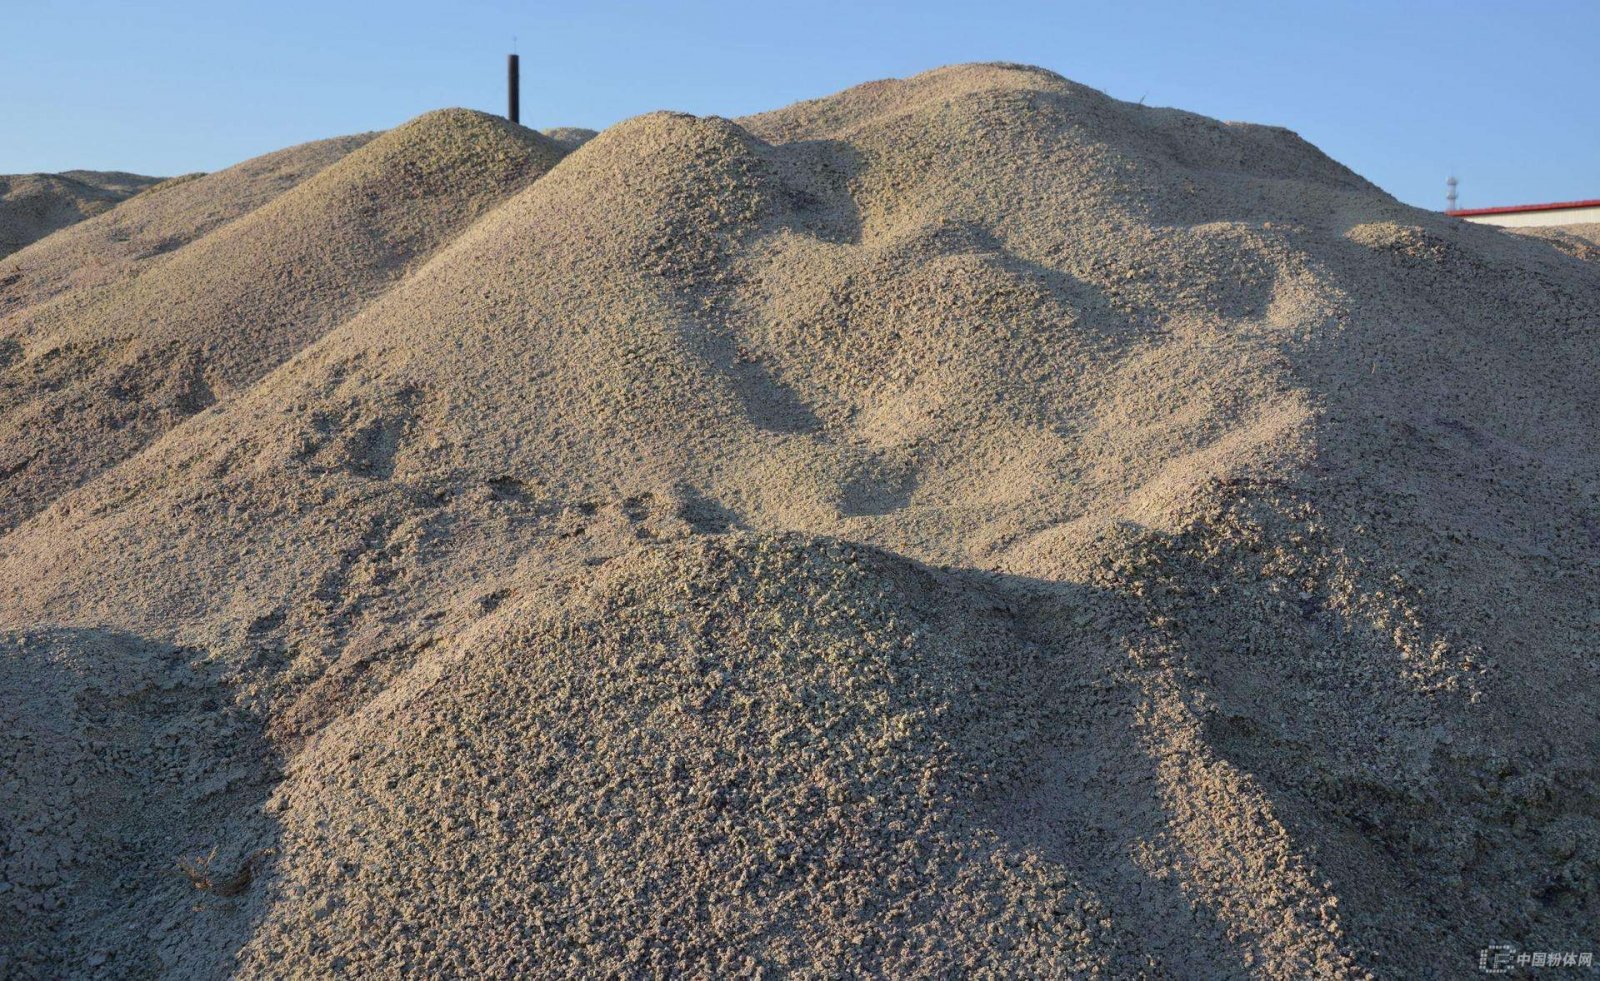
0, 171, 163, 260
0, 64, 1596, 977
0, 136, 371, 317
0, 111, 566, 531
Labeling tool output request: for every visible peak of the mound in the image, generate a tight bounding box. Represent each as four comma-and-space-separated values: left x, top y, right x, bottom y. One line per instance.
740, 61, 1074, 137
362, 107, 567, 170
575, 109, 761, 160
744, 61, 1366, 189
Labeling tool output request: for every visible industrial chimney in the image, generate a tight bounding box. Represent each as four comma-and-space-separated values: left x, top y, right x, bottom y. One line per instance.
507, 54, 520, 124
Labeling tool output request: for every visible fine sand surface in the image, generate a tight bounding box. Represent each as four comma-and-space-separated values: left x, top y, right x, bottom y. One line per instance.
0, 170, 164, 260
1, 64, 1596, 978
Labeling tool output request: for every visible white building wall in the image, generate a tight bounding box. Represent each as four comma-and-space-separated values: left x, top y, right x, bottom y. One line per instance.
1459, 206, 1600, 228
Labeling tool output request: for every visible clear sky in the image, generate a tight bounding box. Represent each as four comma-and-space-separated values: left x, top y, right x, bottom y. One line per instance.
2, 0, 1594, 211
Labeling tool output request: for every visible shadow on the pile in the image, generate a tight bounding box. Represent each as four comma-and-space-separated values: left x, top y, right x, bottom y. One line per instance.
960, 511, 1594, 978
0, 627, 283, 977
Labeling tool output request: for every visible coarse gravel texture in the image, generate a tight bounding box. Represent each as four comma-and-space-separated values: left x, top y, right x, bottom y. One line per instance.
0, 63, 1596, 978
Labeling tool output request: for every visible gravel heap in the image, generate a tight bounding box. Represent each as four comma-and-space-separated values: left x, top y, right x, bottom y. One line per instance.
1, 63, 1596, 978
0, 111, 565, 531
0, 171, 162, 260
1, 136, 371, 317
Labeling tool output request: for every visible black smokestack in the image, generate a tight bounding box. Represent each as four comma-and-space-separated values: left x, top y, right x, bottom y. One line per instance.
507, 54, 520, 124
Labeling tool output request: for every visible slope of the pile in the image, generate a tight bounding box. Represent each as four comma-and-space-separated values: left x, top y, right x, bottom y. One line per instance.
0, 170, 163, 259
0, 63, 1596, 976
227, 533, 1368, 977
0, 111, 566, 531
223, 534, 1123, 976
0, 134, 372, 317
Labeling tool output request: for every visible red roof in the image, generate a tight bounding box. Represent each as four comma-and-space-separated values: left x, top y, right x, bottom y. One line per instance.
1447, 198, 1600, 218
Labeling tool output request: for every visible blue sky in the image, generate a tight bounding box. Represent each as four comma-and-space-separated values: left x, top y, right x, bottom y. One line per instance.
2, 0, 1594, 210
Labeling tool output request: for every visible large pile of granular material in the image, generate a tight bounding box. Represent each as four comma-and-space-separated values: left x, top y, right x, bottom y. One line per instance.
1, 64, 1595, 978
